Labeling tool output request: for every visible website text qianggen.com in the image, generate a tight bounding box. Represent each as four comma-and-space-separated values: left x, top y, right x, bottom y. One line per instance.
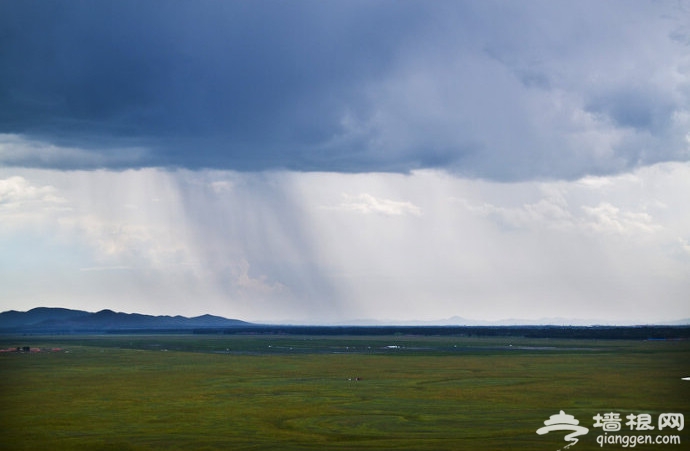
596, 433, 680, 447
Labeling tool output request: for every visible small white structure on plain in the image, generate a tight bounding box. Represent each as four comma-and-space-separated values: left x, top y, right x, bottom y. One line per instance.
682, 377, 690, 381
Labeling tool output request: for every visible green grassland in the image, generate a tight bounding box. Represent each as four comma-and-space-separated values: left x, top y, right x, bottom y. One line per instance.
1, 334, 688, 450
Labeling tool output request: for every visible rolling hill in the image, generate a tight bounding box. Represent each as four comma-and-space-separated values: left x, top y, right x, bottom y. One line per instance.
0, 307, 250, 333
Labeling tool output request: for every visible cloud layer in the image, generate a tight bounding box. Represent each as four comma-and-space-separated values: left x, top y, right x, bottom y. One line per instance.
2, 2, 689, 324
1, 1, 688, 179
2, 164, 688, 323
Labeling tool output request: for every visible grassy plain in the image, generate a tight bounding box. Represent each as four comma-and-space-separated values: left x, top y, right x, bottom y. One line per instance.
1, 334, 688, 450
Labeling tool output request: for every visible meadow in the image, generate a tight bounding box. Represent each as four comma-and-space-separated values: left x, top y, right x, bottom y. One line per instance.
1, 334, 688, 450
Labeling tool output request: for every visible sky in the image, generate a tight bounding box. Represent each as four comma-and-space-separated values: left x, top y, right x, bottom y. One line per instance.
1, 1, 689, 324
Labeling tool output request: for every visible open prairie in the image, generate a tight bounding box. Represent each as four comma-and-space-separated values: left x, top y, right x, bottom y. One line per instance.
1, 334, 688, 450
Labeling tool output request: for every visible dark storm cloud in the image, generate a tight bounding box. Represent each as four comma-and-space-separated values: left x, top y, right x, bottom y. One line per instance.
1, 1, 688, 179
586, 88, 676, 133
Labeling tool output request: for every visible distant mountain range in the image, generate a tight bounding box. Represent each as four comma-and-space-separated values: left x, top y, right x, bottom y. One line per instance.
2, 307, 689, 339
0, 307, 250, 333
307, 315, 690, 327
439, 316, 690, 327
2, 307, 688, 334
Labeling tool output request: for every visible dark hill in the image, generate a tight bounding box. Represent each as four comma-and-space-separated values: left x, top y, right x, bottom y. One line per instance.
0, 307, 250, 333
0, 307, 89, 327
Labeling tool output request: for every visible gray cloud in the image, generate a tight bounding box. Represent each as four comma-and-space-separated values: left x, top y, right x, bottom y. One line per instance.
586, 88, 675, 133
1, 1, 688, 179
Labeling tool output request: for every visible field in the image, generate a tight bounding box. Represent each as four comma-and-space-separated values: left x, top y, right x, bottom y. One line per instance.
1, 334, 688, 450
